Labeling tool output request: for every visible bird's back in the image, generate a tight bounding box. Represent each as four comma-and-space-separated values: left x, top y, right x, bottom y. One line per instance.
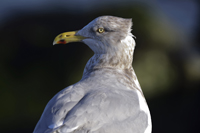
34, 68, 150, 133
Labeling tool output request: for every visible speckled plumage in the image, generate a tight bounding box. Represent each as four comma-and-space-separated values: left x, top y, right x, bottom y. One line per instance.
33, 16, 152, 133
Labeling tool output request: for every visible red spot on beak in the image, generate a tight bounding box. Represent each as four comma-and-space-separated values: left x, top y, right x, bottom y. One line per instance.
57, 40, 67, 44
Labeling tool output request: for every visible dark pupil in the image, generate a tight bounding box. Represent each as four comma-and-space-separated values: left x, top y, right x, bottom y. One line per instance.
99, 28, 103, 32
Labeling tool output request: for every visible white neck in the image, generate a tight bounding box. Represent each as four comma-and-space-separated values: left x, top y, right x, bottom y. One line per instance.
83, 35, 135, 77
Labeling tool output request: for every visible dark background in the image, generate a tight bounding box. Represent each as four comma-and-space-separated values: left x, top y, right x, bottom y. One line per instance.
0, 0, 199, 132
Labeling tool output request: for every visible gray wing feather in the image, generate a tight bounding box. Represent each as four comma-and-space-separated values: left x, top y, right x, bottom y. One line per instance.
51, 89, 148, 133
34, 85, 85, 133
34, 70, 149, 133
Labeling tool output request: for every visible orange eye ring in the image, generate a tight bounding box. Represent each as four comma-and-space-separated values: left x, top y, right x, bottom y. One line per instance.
97, 28, 105, 33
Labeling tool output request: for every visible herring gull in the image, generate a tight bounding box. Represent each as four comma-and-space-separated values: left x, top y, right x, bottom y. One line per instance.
33, 16, 152, 133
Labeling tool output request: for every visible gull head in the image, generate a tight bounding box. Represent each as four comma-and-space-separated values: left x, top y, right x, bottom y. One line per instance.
53, 16, 135, 55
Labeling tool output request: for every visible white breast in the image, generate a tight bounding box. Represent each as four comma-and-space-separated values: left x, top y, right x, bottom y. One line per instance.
136, 90, 152, 133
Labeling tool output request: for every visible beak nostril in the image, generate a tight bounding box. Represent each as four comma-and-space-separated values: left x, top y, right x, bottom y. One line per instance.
59, 35, 62, 38
66, 35, 70, 37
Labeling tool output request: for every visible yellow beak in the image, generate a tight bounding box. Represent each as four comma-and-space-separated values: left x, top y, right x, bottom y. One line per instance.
53, 31, 87, 45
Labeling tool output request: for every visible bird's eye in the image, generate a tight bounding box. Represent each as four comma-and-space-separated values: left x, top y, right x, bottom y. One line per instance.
97, 28, 105, 33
